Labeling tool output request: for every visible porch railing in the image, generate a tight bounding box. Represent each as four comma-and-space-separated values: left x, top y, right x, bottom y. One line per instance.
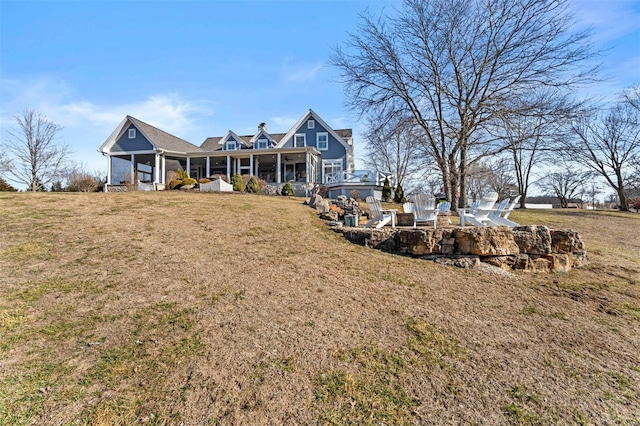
324, 170, 396, 186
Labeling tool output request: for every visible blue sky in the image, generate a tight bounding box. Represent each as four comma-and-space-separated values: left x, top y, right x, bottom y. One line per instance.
1, 0, 639, 179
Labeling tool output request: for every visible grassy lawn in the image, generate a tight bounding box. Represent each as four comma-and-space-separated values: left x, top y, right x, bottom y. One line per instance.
1, 192, 639, 425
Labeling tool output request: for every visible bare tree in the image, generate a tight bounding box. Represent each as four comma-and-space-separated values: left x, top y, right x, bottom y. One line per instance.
0, 110, 69, 191
63, 162, 106, 192
466, 157, 515, 201
362, 112, 426, 187
331, 0, 598, 208
493, 91, 577, 207
569, 100, 640, 211
537, 166, 594, 208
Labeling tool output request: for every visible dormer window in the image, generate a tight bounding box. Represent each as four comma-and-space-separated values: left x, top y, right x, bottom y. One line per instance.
308, 120, 315, 129
256, 138, 268, 149
294, 134, 306, 147
128, 129, 136, 139
226, 140, 237, 150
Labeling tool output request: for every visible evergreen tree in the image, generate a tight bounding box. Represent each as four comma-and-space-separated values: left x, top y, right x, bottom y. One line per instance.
382, 177, 391, 202
231, 174, 245, 192
246, 176, 260, 193
394, 183, 405, 203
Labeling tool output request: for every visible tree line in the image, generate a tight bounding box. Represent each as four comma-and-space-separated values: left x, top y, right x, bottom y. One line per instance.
332, 0, 639, 211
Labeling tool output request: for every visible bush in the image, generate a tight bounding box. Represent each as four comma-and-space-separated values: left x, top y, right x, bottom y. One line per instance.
281, 181, 295, 196
231, 174, 245, 192
350, 190, 361, 201
246, 176, 260, 193
67, 176, 99, 193
182, 177, 197, 187
382, 177, 392, 202
394, 183, 405, 203
176, 169, 189, 180
199, 178, 211, 184
169, 179, 183, 190
0, 177, 17, 192
257, 178, 267, 192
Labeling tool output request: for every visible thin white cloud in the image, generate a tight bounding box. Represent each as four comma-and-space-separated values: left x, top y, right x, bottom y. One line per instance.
270, 114, 298, 129
282, 59, 324, 83
0, 78, 211, 139
572, 0, 640, 42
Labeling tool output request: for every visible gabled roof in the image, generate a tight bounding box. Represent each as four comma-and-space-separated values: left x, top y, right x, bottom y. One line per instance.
274, 109, 352, 149
99, 116, 201, 154
250, 128, 275, 144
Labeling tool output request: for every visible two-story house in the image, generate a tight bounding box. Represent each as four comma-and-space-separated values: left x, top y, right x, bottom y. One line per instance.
99, 109, 355, 194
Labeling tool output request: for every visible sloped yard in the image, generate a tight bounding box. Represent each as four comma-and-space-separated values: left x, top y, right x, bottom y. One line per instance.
0, 192, 639, 424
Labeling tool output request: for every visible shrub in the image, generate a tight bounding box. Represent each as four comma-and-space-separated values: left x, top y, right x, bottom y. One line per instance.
281, 181, 295, 196
176, 169, 189, 180
350, 190, 361, 201
199, 178, 211, 184
246, 176, 260, 193
257, 178, 267, 192
166, 170, 180, 183
394, 183, 405, 203
0, 177, 17, 192
382, 177, 392, 202
67, 176, 99, 193
182, 177, 197, 187
231, 174, 245, 192
169, 179, 183, 190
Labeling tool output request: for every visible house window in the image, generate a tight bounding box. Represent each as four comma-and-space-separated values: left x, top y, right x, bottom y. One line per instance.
317, 132, 328, 151
128, 129, 136, 139
308, 120, 315, 129
322, 160, 343, 184
294, 134, 306, 147
256, 139, 268, 149
226, 140, 237, 150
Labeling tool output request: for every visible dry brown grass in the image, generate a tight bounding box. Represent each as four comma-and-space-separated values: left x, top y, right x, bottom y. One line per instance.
1, 192, 639, 425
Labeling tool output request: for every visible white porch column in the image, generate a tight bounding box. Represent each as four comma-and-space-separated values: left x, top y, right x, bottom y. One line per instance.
186, 157, 191, 177
276, 152, 282, 183
161, 156, 166, 184
249, 154, 254, 176
226, 155, 231, 180
154, 154, 160, 184
254, 156, 259, 176
131, 154, 135, 183
305, 151, 310, 184
106, 155, 112, 185
206, 156, 210, 178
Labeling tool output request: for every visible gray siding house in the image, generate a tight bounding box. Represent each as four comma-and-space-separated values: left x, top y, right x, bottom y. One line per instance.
98, 109, 356, 193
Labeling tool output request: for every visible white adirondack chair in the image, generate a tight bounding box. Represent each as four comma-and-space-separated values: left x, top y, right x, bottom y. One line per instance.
403, 202, 415, 213
490, 195, 522, 227
463, 192, 499, 226
413, 197, 438, 229
364, 196, 396, 228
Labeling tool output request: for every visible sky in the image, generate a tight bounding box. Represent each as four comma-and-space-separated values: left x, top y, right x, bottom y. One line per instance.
1, 0, 639, 186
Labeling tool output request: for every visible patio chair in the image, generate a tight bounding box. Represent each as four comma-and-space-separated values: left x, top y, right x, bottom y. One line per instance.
403, 202, 415, 214
413, 197, 438, 229
364, 196, 396, 228
462, 192, 499, 226
438, 201, 452, 224
490, 195, 522, 227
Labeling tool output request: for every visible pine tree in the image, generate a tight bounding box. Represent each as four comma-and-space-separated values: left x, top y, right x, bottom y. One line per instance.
394, 183, 405, 203
382, 177, 391, 202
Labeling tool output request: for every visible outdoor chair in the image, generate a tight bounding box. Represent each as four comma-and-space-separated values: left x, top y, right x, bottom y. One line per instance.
438, 201, 452, 224
489, 195, 522, 227
413, 197, 438, 229
364, 196, 396, 228
461, 192, 499, 226
403, 202, 415, 213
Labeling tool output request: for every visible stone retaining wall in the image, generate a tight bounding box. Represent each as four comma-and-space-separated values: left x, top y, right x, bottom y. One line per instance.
334, 225, 587, 272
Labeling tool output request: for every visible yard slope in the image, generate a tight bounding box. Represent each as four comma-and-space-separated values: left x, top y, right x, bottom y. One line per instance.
1, 192, 639, 425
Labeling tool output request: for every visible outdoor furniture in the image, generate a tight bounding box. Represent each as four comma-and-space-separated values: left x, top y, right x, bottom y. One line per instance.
459, 192, 499, 226
437, 201, 452, 225
413, 197, 438, 229
489, 195, 522, 227
364, 196, 397, 228
403, 202, 415, 213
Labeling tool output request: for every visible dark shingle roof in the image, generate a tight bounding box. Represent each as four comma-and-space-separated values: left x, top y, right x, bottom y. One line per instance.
129, 116, 202, 153
199, 130, 351, 151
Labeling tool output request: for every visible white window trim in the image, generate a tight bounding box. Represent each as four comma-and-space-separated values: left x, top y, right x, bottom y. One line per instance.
256, 138, 268, 149
308, 119, 315, 129
294, 133, 306, 147
128, 129, 136, 139
226, 140, 237, 151
322, 159, 343, 184
316, 132, 329, 151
